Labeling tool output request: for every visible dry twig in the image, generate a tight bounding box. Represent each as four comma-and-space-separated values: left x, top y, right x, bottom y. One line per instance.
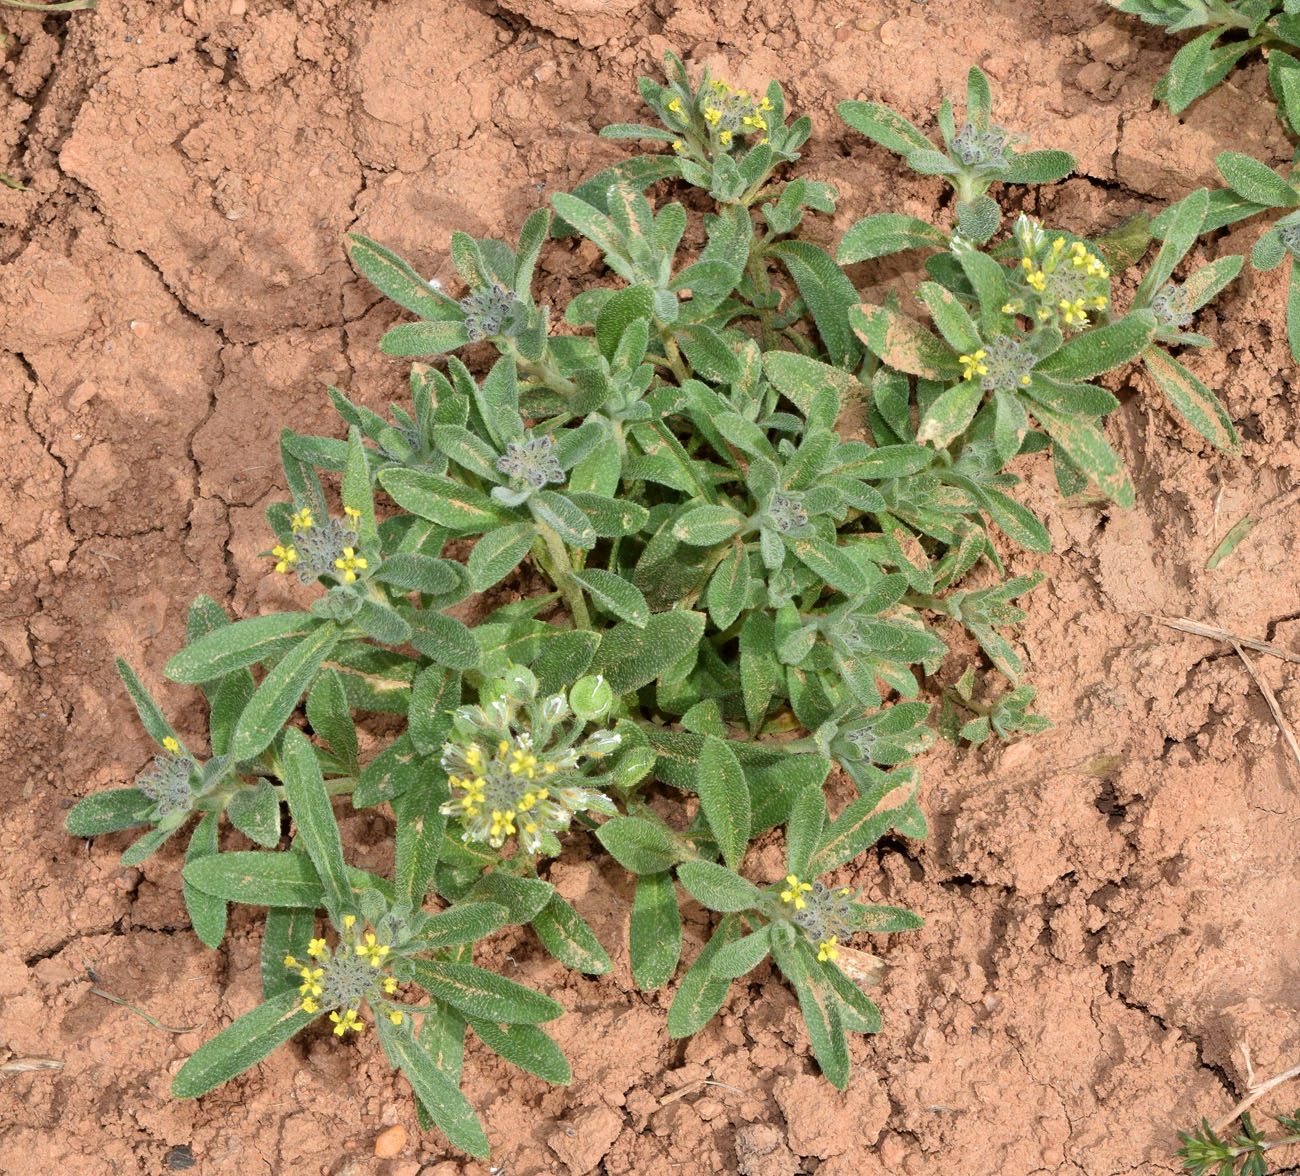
1152, 615, 1300, 782
1152, 616, 1300, 666
1211, 1054, 1300, 1134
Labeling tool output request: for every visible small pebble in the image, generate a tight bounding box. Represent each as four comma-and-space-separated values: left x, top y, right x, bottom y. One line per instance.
373, 1124, 407, 1158
879, 20, 902, 45
164, 1144, 196, 1171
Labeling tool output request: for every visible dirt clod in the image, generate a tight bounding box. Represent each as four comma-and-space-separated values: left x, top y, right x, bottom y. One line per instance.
372, 1124, 406, 1158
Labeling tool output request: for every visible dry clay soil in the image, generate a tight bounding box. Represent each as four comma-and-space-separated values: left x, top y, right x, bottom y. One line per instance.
4, 1, 1300, 1174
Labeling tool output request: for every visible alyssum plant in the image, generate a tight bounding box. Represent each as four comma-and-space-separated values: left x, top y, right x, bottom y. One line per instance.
1113, 0, 1300, 364
66, 59, 1242, 1158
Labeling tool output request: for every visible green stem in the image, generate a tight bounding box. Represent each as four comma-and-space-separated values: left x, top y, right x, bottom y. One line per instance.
530, 522, 592, 630
511, 341, 580, 399
741, 171, 778, 208
660, 330, 691, 383
954, 171, 984, 205
1223, 1131, 1300, 1162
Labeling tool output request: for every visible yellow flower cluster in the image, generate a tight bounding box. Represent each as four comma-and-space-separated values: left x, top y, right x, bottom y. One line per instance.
285, 953, 325, 1013
285, 917, 406, 1039
697, 78, 774, 148
780, 874, 813, 910
816, 936, 840, 963
290, 507, 314, 533
1011, 231, 1111, 332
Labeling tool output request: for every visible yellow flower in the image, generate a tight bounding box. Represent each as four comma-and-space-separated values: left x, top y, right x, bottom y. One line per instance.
719, 130, 732, 147
388, 1010, 404, 1025
333, 547, 368, 583
759, 96, 773, 111
488, 809, 517, 843
301, 997, 319, 1014
1059, 297, 1087, 326
271, 544, 298, 574
290, 507, 314, 533
703, 106, 721, 126
329, 1008, 363, 1036
671, 139, 683, 152
356, 932, 390, 967
283, 955, 298, 968
780, 874, 813, 910
817, 936, 840, 963
343, 915, 356, 929
958, 349, 989, 381
667, 96, 682, 115
162, 737, 180, 753
343, 505, 361, 523
307, 938, 328, 958
383, 976, 398, 994
298, 962, 324, 997
1020, 374, 1032, 386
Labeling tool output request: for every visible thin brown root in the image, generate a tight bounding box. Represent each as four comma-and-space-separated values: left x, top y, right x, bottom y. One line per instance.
89, 987, 206, 1034
1152, 615, 1300, 783
658, 1078, 746, 1106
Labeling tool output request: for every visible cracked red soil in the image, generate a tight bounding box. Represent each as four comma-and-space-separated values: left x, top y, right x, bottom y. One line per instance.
3, 2, 1300, 1175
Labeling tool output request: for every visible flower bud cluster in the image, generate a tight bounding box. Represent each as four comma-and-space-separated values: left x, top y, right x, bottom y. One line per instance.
460, 282, 526, 343
136, 737, 196, 819
268, 506, 367, 585
950, 121, 1012, 169
765, 492, 809, 534
778, 875, 860, 965
1151, 281, 1195, 331
977, 334, 1036, 392
497, 433, 565, 491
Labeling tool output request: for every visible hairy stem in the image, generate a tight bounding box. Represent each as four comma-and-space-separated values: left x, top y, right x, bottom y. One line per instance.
530, 522, 592, 630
